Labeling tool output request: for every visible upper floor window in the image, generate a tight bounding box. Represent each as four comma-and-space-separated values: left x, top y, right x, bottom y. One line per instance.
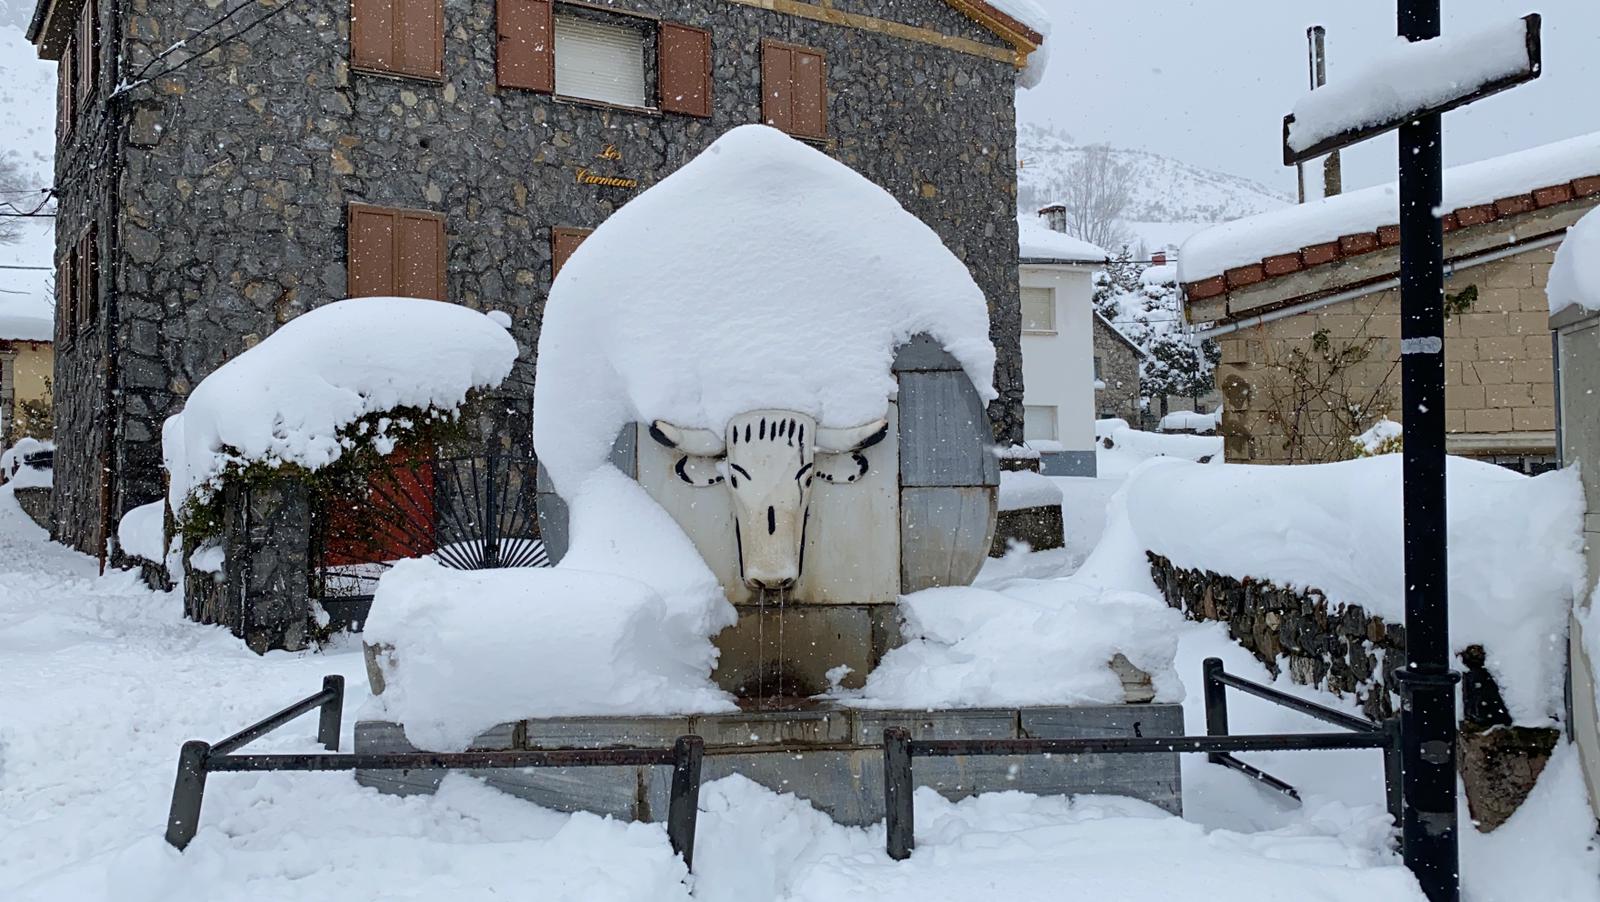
554, 14, 648, 108
351, 0, 444, 81
497, 1, 711, 117
1021, 286, 1055, 333
761, 40, 826, 140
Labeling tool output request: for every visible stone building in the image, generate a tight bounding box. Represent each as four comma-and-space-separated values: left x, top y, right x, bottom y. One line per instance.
1092, 313, 1143, 423
1180, 134, 1600, 467
26, 0, 1043, 560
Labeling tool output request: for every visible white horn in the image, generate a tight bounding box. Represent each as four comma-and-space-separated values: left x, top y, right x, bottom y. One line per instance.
816, 418, 889, 453
649, 420, 726, 456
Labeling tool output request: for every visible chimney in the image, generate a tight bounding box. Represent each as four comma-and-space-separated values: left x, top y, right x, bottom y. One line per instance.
1151, 251, 1167, 266
1038, 203, 1067, 234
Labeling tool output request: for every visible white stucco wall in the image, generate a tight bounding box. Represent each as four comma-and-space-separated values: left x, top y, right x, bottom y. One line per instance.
1020, 263, 1097, 469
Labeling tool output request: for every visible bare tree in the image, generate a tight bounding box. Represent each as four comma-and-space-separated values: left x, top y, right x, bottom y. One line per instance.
1055, 145, 1133, 250
0, 153, 31, 245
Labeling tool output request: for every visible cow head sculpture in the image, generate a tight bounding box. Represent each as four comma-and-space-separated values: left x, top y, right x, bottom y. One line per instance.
649, 410, 889, 590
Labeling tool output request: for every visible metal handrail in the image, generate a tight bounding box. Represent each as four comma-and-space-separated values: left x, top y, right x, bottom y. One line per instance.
883, 657, 1402, 862
164, 678, 706, 871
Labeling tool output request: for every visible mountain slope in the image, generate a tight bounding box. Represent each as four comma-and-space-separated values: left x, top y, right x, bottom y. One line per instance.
1017, 123, 1291, 226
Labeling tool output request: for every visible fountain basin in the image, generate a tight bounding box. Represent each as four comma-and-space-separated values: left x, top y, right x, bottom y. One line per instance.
355, 701, 1183, 825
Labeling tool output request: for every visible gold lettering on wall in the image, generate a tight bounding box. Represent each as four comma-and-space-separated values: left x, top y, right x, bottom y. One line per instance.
575, 168, 639, 189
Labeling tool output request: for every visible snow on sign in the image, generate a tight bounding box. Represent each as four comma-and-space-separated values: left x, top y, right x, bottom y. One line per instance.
1282, 13, 1542, 165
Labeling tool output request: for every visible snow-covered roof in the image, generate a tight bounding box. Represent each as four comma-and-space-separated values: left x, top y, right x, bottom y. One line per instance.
1017, 215, 1107, 264
0, 217, 55, 344
1180, 131, 1600, 291
1549, 207, 1600, 316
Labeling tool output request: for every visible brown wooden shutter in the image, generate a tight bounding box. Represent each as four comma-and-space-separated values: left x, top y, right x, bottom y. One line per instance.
397, 210, 446, 300
761, 42, 792, 133
348, 204, 447, 301
75, 0, 97, 106
659, 23, 711, 117
497, 0, 555, 92
57, 51, 72, 143
551, 228, 591, 280
82, 227, 100, 330
351, 0, 442, 79
56, 257, 73, 343
791, 47, 826, 139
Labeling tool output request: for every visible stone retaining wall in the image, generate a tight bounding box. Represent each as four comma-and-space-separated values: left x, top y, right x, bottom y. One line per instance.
1147, 551, 1559, 830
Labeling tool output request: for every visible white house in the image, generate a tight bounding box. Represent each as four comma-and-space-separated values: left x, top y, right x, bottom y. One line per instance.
1017, 214, 1108, 476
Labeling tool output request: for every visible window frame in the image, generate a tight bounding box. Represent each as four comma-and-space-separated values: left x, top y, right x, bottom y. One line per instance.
550, 4, 657, 112
1020, 286, 1056, 334
1023, 405, 1059, 443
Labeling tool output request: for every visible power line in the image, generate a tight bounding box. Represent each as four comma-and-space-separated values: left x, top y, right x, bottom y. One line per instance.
0, 265, 54, 271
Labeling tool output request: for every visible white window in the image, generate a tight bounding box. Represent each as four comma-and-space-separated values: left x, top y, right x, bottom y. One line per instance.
554, 14, 649, 108
1024, 405, 1058, 442
1021, 286, 1055, 333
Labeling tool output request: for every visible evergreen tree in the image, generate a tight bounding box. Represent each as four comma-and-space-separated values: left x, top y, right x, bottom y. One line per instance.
1091, 247, 1141, 320
1106, 265, 1219, 412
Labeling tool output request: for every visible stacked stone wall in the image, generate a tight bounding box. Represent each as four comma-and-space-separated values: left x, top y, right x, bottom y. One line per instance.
1092, 319, 1140, 422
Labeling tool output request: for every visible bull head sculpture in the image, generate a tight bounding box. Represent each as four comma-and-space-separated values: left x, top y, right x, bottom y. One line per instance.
649, 410, 889, 590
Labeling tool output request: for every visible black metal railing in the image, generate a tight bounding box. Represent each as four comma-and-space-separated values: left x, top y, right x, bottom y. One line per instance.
164, 677, 706, 870
883, 657, 1399, 861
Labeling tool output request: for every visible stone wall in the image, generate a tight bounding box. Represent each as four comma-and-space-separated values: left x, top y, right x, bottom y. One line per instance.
1092, 318, 1141, 422
1148, 551, 1559, 830
1216, 251, 1558, 464
52, 0, 1027, 556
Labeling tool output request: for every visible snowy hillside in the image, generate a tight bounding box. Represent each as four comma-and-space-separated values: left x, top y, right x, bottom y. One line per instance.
1017, 123, 1291, 251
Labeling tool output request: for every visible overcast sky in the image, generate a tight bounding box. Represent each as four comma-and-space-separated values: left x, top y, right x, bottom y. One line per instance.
1016, 0, 1600, 196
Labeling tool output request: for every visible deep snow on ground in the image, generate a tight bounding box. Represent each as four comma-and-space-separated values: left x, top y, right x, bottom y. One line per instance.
1, 464, 1593, 900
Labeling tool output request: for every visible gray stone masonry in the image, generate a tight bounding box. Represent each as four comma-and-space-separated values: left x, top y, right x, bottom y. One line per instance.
1147, 551, 1558, 831
1092, 317, 1141, 422
356, 702, 1185, 824
50, 0, 1028, 558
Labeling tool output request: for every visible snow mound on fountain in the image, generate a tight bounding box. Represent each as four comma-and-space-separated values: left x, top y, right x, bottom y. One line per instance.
533, 123, 995, 497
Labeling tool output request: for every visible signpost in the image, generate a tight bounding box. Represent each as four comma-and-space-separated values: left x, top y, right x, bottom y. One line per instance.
1281, 7, 1543, 902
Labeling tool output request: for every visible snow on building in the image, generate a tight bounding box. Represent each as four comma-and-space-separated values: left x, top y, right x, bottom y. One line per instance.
1180, 132, 1600, 467
1017, 212, 1106, 475
24, 0, 1044, 586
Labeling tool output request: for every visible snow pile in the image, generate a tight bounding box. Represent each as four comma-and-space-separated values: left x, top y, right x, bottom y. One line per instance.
1549, 206, 1600, 315
1017, 214, 1107, 262
162, 297, 518, 513
848, 580, 1184, 709
372, 126, 995, 738
1353, 418, 1403, 455
1110, 456, 1586, 725
365, 556, 735, 751
998, 468, 1062, 511
1, 436, 52, 488
1288, 18, 1536, 154
1158, 409, 1220, 434
116, 501, 167, 564
1180, 130, 1600, 281
1098, 419, 1222, 463
986, 0, 1052, 89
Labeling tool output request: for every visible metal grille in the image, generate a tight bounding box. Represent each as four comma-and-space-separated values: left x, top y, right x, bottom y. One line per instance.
311, 452, 548, 629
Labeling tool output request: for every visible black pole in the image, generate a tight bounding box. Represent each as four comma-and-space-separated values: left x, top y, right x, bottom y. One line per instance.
666, 735, 704, 872
1202, 657, 1230, 765
1396, 1, 1460, 899
317, 675, 344, 752
165, 740, 211, 851
884, 728, 915, 861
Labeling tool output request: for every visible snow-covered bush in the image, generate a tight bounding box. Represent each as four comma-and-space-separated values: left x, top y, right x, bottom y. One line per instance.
161, 297, 518, 539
